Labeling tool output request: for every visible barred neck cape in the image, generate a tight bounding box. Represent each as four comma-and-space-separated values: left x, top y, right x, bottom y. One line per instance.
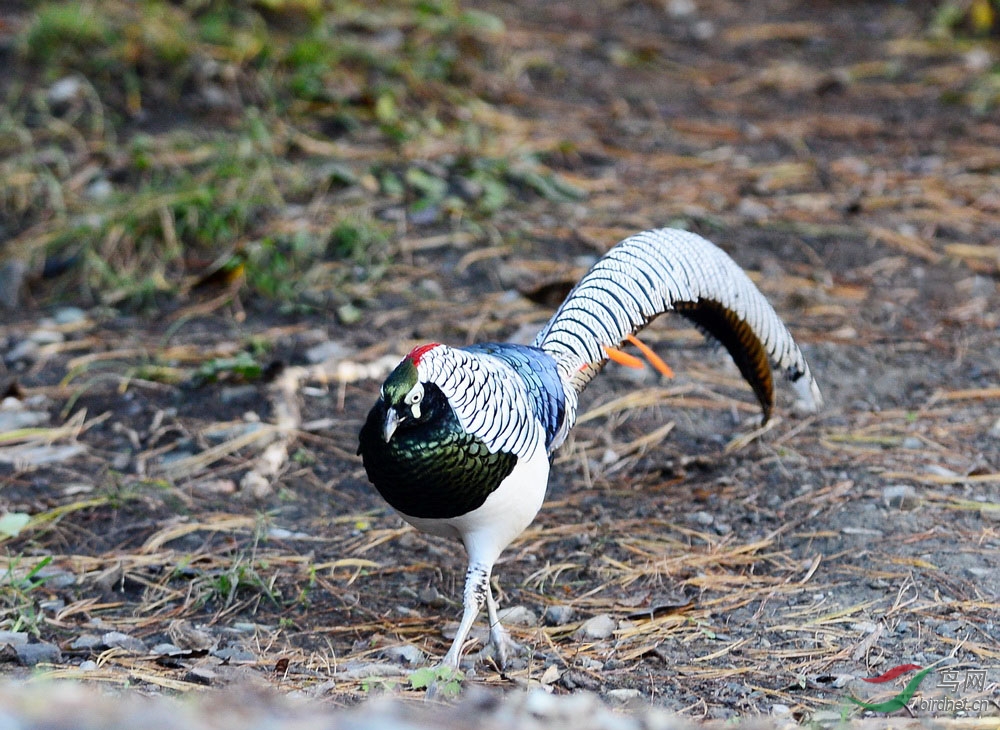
408, 342, 565, 460
533, 227, 823, 428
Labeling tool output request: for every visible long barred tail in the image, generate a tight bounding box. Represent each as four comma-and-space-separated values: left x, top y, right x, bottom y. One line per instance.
533, 228, 823, 421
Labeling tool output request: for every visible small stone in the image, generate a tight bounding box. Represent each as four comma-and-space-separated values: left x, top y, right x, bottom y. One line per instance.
13, 641, 62, 666
667, 0, 696, 18
211, 647, 255, 662
304, 340, 350, 364
901, 436, 922, 449
883, 484, 919, 510
336, 303, 362, 325
771, 704, 791, 715
0, 410, 49, 431
539, 664, 561, 685
418, 586, 447, 608
71, 634, 102, 650
0, 262, 28, 310
737, 198, 771, 221
497, 605, 537, 626
28, 329, 64, 345
192, 479, 238, 496
4, 339, 38, 364
382, 644, 424, 665
36, 567, 76, 589
575, 614, 616, 640
0, 631, 28, 646
79, 660, 98, 671
85, 179, 113, 202
240, 471, 273, 499
168, 620, 216, 651
542, 605, 576, 626
989, 417, 1000, 439
151, 643, 183, 656
48, 76, 83, 104
183, 667, 217, 686
691, 510, 714, 526
53, 307, 87, 325
219, 385, 258, 404
606, 688, 641, 704
337, 662, 408, 680
101, 631, 147, 653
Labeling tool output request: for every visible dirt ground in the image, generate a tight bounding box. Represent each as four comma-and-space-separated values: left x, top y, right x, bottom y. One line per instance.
1, 0, 999, 723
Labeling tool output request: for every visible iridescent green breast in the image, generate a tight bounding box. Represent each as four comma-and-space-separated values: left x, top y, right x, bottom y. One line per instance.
358, 386, 517, 519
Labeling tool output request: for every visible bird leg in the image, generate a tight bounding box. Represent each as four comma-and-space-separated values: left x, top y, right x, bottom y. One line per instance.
485, 580, 522, 671
440, 562, 490, 668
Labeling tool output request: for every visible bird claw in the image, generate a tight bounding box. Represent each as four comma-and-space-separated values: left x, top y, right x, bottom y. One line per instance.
486, 623, 524, 672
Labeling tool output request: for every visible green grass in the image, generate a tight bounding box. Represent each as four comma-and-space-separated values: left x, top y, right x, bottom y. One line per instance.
0, 555, 54, 637
5, 0, 584, 312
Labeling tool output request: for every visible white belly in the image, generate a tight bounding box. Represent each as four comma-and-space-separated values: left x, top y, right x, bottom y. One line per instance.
401, 436, 550, 567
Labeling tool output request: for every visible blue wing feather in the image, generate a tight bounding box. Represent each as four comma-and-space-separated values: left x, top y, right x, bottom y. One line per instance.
463, 343, 565, 452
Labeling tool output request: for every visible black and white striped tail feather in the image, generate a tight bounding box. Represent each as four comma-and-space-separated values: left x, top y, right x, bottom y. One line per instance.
533, 228, 822, 421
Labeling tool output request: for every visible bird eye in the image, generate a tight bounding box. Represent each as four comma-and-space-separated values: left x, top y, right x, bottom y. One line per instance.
403, 383, 424, 418
404, 383, 423, 405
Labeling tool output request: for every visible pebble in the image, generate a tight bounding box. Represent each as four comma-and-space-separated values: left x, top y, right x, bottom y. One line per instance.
575, 614, 616, 640
690, 511, 714, 526
219, 385, 258, 404
304, 340, 350, 364
10, 640, 62, 666
0, 410, 49, 431
882, 484, 919, 510
605, 688, 640, 704
203, 421, 265, 443
0, 443, 87, 466
240, 471, 273, 499
211, 647, 256, 662
418, 586, 447, 608
540, 664, 561, 684
184, 667, 217, 686
0, 261, 28, 310
542, 604, 576, 626
497, 605, 536, 627
152, 643, 184, 656
192, 478, 238, 496
901, 436, 922, 449
70, 634, 103, 650
29, 329, 65, 345
85, 178, 113, 202
382, 644, 424, 665
4, 339, 38, 364
336, 662, 408, 680
101, 631, 147, 653
0, 631, 28, 646
990, 416, 1000, 439
53, 306, 87, 325
48, 76, 83, 104
336, 303, 362, 325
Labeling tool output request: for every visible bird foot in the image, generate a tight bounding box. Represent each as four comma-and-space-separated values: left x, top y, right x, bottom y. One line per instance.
486, 623, 524, 672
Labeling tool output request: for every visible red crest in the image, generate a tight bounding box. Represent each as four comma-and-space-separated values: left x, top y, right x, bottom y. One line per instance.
406, 342, 442, 365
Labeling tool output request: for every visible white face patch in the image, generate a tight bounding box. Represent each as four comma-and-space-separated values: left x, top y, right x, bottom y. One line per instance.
404, 382, 424, 419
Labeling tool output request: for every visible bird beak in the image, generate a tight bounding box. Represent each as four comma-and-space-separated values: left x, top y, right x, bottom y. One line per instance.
382, 408, 400, 443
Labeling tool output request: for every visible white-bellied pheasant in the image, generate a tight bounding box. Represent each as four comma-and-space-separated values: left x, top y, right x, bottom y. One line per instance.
357, 228, 822, 670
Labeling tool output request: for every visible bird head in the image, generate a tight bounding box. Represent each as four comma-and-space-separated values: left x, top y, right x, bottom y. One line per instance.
378, 358, 425, 442
374, 343, 444, 443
